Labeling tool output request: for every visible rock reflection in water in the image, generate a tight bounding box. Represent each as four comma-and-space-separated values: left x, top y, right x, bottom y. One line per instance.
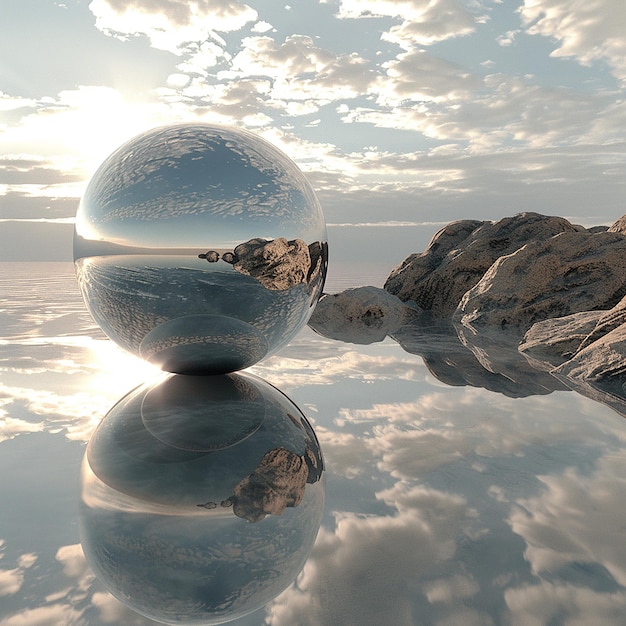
80, 371, 324, 625
74, 123, 328, 374
309, 286, 626, 411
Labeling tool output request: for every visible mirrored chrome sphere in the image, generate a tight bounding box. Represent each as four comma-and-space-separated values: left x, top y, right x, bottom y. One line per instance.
80, 372, 324, 625
74, 123, 328, 374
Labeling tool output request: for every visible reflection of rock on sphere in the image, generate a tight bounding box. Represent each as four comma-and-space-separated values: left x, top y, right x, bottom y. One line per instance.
74, 123, 328, 374
80, 371, 324, 625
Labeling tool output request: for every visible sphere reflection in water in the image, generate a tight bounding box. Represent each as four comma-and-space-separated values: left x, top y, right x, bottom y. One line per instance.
80, 371, 324, 625
74, 123, 328, 374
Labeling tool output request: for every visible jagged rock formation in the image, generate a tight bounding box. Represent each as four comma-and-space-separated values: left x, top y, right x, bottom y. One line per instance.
312, 212, 626, 411
385, 213, 581, 316
308, 289, 565, 397
456, 230, 626, 337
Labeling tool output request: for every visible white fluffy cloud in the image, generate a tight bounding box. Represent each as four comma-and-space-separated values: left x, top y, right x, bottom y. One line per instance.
90, 0, 258, 53
505, 582, 626, 625
509, 451, 626, 587
378, 49, 483, 104
0, 551, 37, 597
335, 0, 483, 46
229, 35, 379, 104
345, 73, 618, 149
338, 387, 626, 478
520, 0, 626, 83
266, 483, 483, 625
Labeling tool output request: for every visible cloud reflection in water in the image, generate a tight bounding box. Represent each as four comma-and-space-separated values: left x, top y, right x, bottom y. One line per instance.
3, 262, 626, 624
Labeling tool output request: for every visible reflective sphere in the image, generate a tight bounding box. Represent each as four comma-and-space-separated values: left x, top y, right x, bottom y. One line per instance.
80, 371, 324, 625
74, 123, 328, 374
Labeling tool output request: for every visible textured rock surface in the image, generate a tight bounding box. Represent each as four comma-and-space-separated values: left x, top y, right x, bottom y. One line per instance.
308, 286, 418, 344
519, 311, 603, 367
608, 214, 626, 234
521, 295, 626, 396
456, 230, 626, 337
577, 293, 626, 352
555, 324, 626, 398
385, 213, 581, 316
234, 237, 311, 290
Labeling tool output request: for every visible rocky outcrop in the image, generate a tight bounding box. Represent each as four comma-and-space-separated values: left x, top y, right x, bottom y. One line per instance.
385, 213, 581, 316
308, 286, 418, 344
455, 231, 626, 337
308, 288, 565, 397
299, 210, 626, 409
608, 215, 626, 234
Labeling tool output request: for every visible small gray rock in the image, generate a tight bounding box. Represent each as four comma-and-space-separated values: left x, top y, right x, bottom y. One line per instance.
308, 286, 417, 344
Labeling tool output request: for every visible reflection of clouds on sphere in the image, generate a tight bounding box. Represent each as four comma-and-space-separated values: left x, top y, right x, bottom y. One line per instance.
74, 123, 327, 374
80, 371, 324, 625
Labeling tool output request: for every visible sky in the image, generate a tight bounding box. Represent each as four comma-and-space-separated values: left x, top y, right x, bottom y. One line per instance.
1, 0, 625, 262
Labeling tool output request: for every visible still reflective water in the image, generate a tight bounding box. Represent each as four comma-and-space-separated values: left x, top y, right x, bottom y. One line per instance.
1, 262, 626, 625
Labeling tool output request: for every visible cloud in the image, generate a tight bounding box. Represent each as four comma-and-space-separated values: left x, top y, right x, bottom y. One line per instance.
345, 73, 619, 148
520, 0, 626, 83
90, 0, 258, 53
0, 552, 37, 597
504, 582, 626, 625
0, 416, 44, 444
55, 544, 93, 588
252, 347, 426, 391
0, 542, 146, 626
314, 426, 370, 478
0, 93, 37, 113
0, 604, 84, 626
228, 35, 379, 104
0, 86, 178, 175
378, 49, 483, 104
334, 0, 484, 46
266, 483, 481, 625
0, 333, 159, 442
0, 568, 24, 597
0, 159, 82, 186
423, 574, 479, 603
508, 451, 626, 587
337, 387, 626, 478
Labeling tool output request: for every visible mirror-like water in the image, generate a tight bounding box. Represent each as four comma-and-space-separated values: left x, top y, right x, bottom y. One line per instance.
2, 261, 626, 625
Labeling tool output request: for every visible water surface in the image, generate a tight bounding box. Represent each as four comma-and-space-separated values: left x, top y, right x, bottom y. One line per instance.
1, 262, 625, 625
